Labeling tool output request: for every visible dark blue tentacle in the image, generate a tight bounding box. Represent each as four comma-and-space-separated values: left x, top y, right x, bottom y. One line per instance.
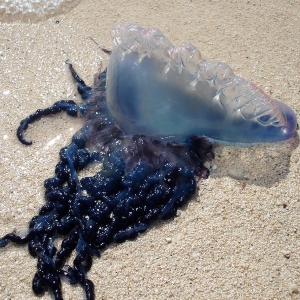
17, 62, 93, 146
17, 100, 82, 145
1, 60, 214, 300
66, 61, 93, 100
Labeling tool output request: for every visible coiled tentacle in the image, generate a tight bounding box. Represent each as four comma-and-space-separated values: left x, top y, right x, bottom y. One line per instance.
17, 100, 82, 145
17, 62, 91, 145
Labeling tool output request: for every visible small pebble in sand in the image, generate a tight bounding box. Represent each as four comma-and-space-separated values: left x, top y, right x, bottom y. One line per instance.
288, 283, 299, 294
165, 238, 172, 243
281, 250, 291, 259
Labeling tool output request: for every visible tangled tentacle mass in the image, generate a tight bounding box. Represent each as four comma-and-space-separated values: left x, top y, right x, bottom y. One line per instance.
0, 63, 214, 299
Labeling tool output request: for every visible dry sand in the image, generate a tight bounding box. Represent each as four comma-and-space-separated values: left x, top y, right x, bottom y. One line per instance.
0, 0, 299, 299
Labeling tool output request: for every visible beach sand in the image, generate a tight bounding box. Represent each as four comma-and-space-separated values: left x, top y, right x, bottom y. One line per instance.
0, 0, 299, 299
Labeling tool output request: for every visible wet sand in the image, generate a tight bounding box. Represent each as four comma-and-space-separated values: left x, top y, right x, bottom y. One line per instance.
0, 0, 299, 299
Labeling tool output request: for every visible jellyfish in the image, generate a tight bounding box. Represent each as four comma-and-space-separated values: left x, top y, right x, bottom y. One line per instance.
0, 24, 297, 300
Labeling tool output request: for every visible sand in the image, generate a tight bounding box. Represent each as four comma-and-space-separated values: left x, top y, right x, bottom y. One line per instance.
0, 0, 299, 299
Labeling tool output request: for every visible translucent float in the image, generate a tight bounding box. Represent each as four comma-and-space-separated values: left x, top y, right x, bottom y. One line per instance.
107, 24, 297, 143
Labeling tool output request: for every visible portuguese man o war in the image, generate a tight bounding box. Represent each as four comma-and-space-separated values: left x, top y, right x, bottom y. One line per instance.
0, 24, 297, 300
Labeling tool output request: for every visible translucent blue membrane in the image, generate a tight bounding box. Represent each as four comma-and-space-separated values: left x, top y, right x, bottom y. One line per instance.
107, 24, 297, 143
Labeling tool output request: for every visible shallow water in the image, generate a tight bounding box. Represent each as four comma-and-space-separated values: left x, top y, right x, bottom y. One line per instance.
0, 0, 81, 22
